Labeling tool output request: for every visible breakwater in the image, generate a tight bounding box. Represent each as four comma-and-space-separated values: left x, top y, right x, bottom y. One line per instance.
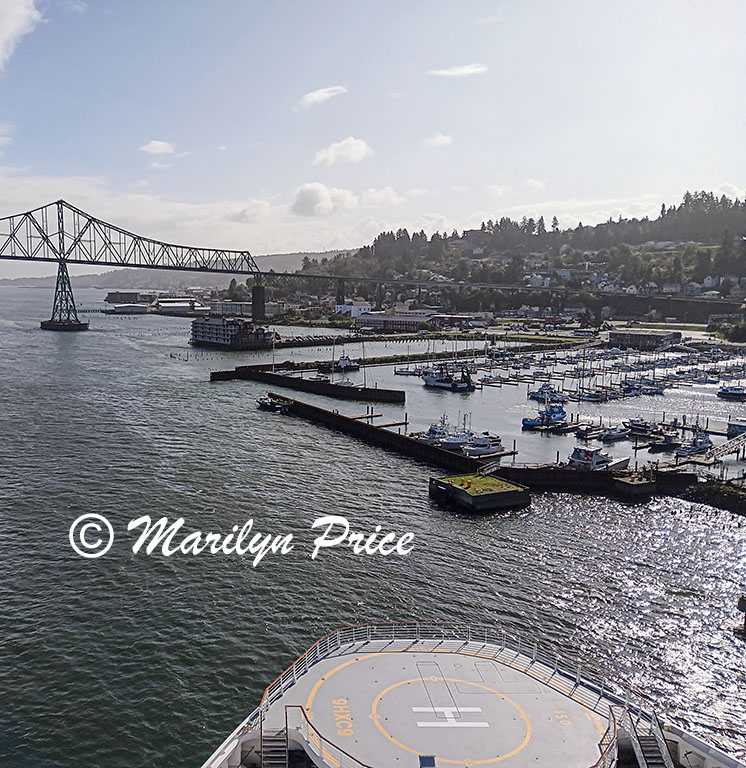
211, 365, 406, 403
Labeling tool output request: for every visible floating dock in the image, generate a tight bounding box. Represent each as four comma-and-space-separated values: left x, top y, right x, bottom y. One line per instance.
429, 474, 531, 512
211, 365, 405, 403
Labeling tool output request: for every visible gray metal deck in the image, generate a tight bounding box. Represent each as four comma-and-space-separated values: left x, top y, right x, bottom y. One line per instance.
261, 637, 616, 767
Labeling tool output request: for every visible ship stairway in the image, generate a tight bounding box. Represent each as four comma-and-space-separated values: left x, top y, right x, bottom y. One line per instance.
260, 729, 288, 768
704, 429, 746, 462
615, 707, 675, 768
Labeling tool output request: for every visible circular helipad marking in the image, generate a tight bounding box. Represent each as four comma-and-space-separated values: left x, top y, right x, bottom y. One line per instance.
371, 677, 531, 765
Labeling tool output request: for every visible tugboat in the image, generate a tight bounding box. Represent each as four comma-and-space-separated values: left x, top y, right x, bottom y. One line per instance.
422, 365, 476, 392
647, 429, 682, 452
564, 445, 630, 471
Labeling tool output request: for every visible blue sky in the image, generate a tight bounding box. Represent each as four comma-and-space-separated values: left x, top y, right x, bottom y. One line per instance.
1, 0, 745, 277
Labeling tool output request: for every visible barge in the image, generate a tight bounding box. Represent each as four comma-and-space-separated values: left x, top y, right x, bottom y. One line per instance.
429, 473, 530, 512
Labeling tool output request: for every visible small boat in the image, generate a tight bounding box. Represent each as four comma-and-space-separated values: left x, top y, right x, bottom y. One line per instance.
335, 378, 360, 388
623, 418, 661, 437
255, 395, 279, 412
598, 425, 631, 442
394, 367, 420, 376
564, 446, 630, 471
409, 415, 451, 444
647, 430, 682, 452
675, 430, 713, 457
717, 384, 746, 401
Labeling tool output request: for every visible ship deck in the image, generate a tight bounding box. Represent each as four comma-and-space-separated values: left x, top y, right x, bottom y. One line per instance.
259, 635, 618, 768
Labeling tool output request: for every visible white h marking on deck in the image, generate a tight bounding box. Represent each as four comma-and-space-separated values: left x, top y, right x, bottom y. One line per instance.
412, 706, 489, 728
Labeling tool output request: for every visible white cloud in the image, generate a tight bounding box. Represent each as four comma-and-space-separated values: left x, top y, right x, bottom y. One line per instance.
223, 200, 271, 224
139, 140, 175, 155
65, 1, 87, 12
0, 123, 12, 153
217, 144, 228, 151
312, 136, 373, 166
424, 133, 452, 148
0, 0, 42, 71
291, 182, 357, 217
361, 187, 404, 206
428, 63, 488, 78
148, 161, 172, 169
487, 184, 514, 197
523, 178, 546, 190
298, 85, 348, 110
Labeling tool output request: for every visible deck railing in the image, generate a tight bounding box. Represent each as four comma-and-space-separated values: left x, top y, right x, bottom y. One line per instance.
285, 706, 373, 768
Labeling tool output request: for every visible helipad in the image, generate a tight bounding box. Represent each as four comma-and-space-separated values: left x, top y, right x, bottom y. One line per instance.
246, 631, 619, 768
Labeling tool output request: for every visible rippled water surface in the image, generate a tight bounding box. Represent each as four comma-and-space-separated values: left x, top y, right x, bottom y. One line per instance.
1, 287, 745, 766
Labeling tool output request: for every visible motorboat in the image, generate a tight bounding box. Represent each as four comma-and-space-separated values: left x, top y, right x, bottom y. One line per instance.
565, 446, 630, 471
461, 433, 506, 457
717, 384, 746, 401
318, 354, 360, 373
255, 395, 279, 412
598, 425, 631, 442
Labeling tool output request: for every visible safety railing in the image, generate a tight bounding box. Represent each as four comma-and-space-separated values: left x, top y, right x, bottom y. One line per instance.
618, 705, 650, 768
259, 621, 654, 721
651, 712, 676, 768
285, 706, 373, 768
590, 707, 618, 768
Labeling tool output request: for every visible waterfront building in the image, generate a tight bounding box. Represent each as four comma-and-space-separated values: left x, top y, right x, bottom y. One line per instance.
608, 329, 682, 350
190, 317, 278, 350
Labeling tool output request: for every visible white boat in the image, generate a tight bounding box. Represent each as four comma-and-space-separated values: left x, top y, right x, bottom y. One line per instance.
598, 425, 631, 442
409, 415, 451, 444
565, 446, 630, 471
461, 433, 505, 456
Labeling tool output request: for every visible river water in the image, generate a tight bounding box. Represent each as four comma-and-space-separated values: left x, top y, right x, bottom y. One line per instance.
0, 287, 744, 766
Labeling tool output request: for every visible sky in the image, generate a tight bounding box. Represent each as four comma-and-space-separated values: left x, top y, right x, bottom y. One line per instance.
1, 0, 745, 278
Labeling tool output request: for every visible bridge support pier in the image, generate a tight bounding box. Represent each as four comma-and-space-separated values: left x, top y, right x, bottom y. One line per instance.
40, 260, 88, 331
336, 278, 346, 305
252, 285, 266, 324
375, 283, 384, 310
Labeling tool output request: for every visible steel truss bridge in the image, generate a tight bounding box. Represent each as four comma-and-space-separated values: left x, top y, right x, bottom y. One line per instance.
0, 199, 568, 331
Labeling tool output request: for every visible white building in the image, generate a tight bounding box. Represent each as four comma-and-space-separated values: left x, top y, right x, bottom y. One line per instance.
335, 301, 372, 318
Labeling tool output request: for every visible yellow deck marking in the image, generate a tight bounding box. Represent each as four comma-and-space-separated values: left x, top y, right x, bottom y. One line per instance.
302, 647, 610, 762
371, 677, 531, 765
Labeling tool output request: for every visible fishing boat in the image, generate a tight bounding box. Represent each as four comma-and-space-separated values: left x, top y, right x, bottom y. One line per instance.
565, 446, 630, 471
675, 430, 713, 457
200, 622, 743, 768
318, 354, 361, 373
422, 365, 476, 392
726, 417, 746, 438
522, 404, 566, 429
527, 381, 568, 403
408, 415, 451, 444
